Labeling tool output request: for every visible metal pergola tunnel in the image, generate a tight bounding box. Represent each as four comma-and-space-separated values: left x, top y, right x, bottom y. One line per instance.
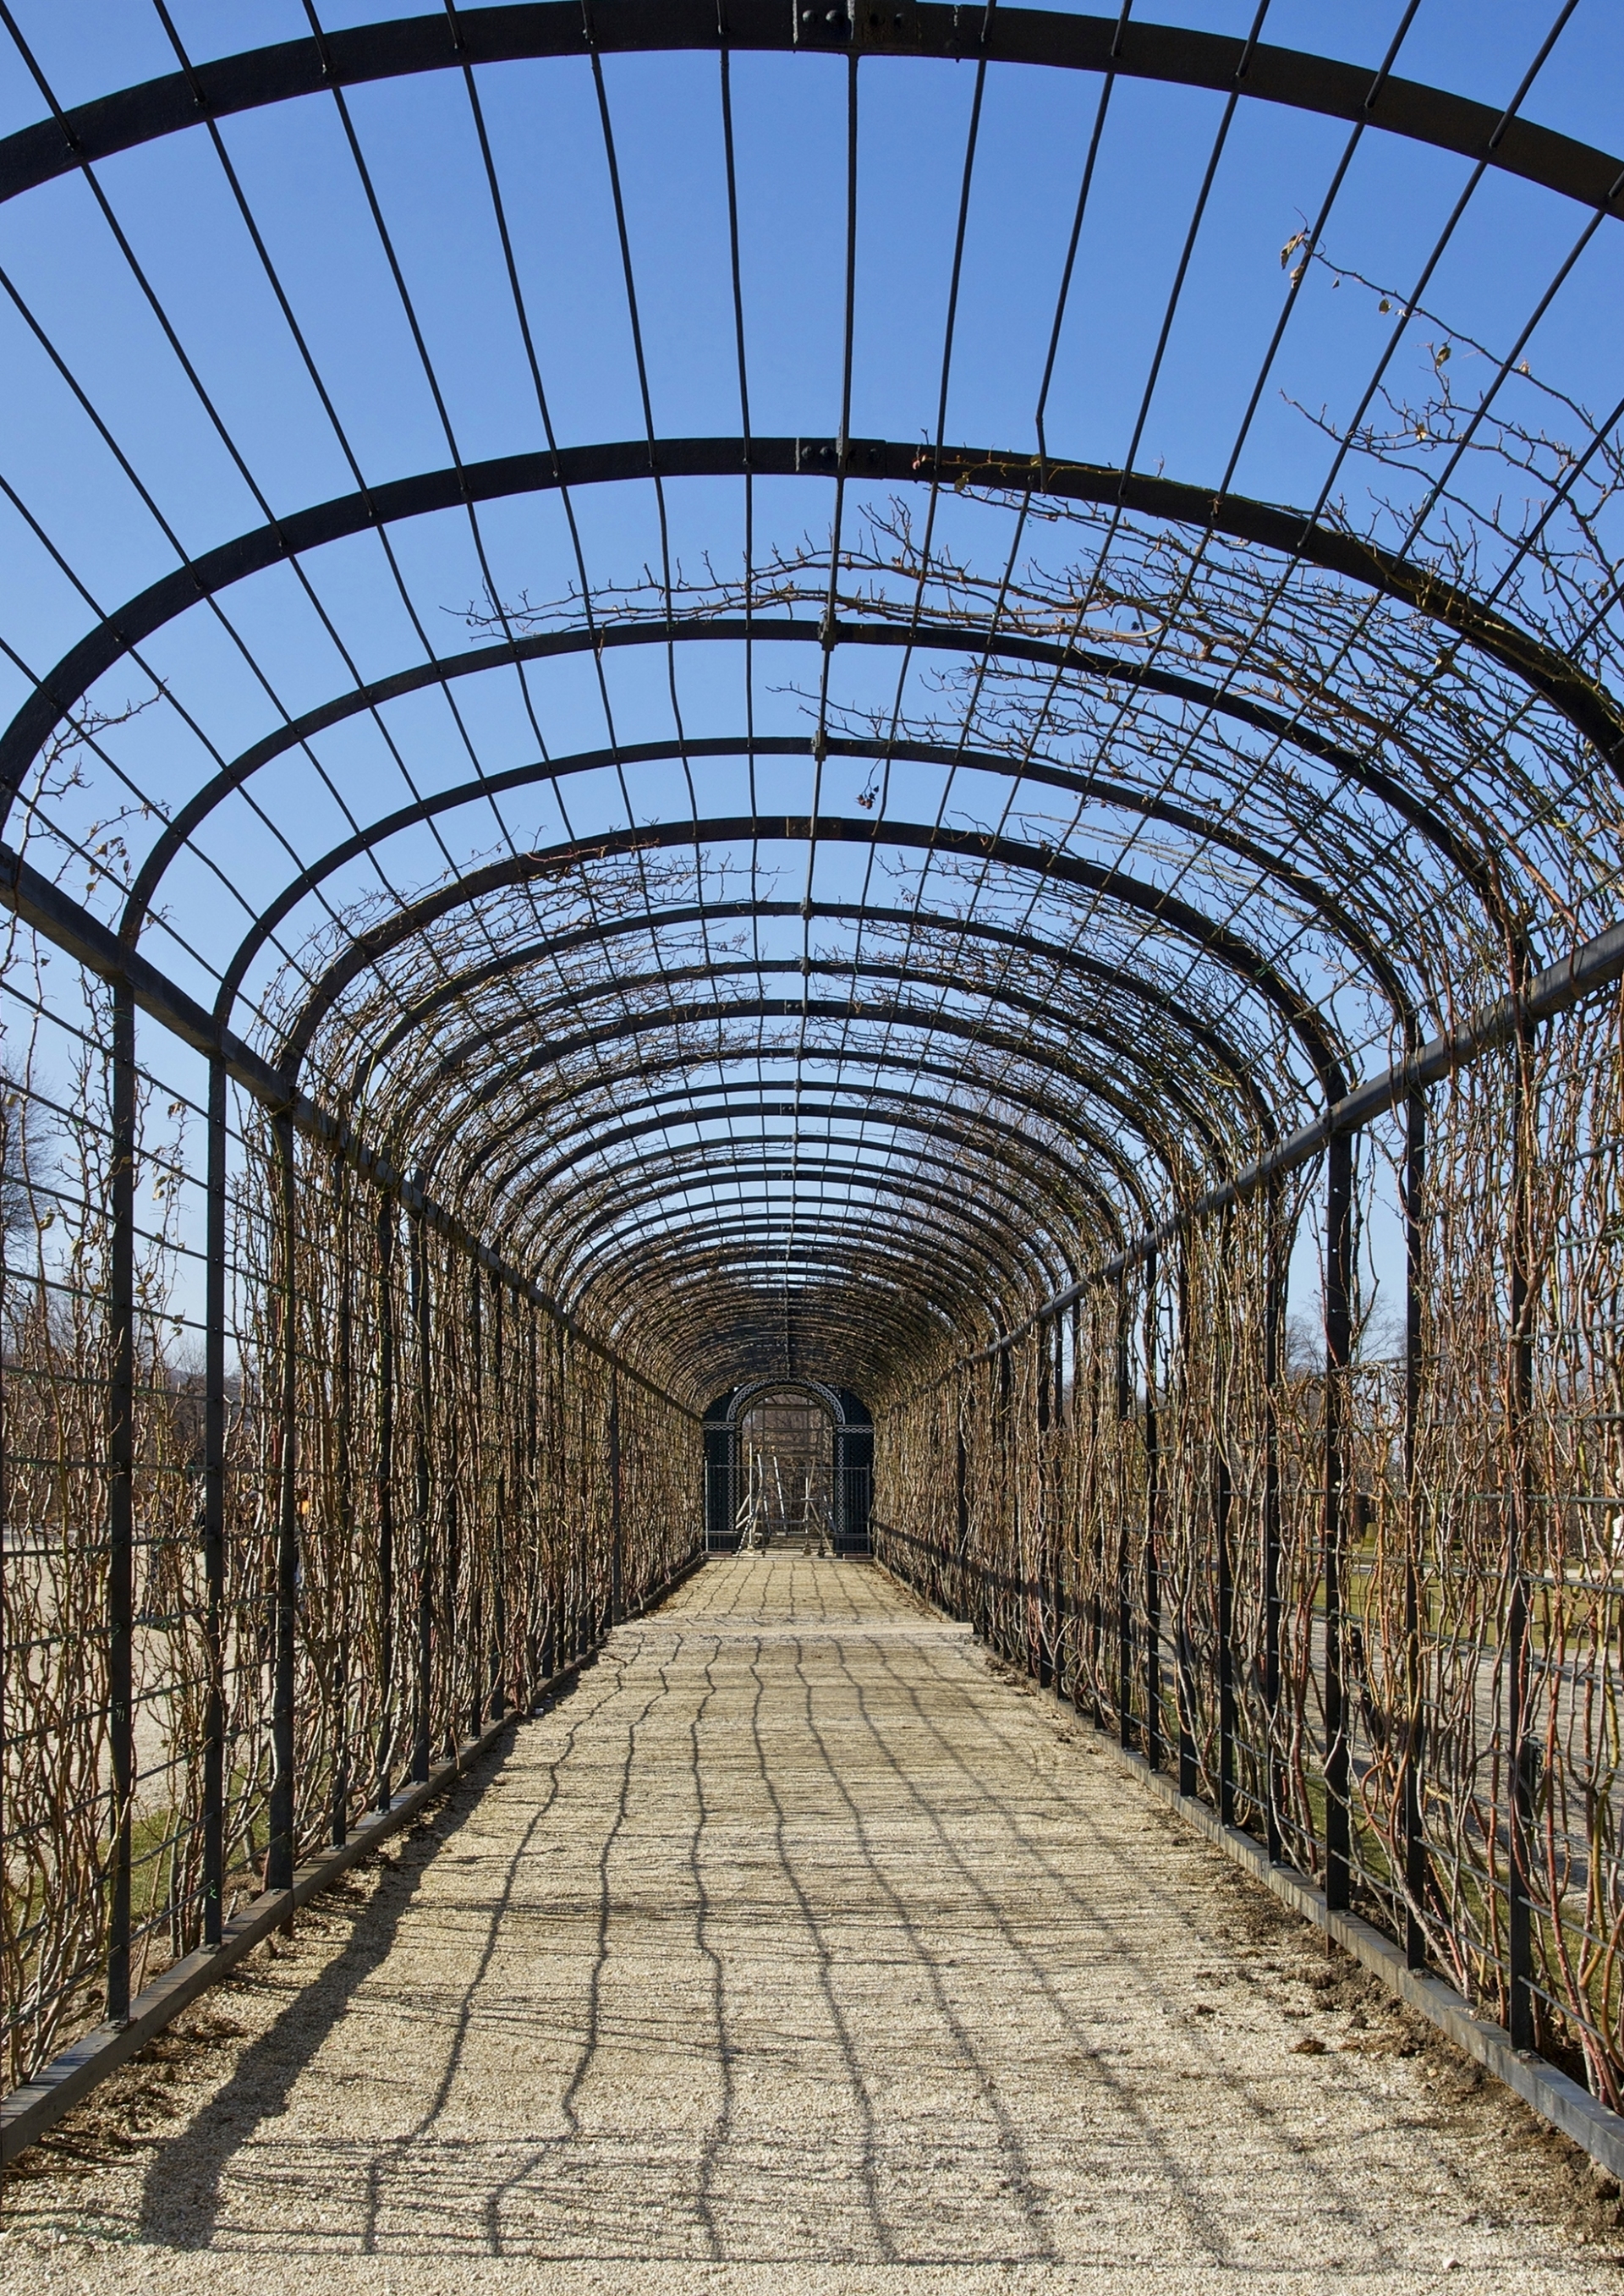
5, 0, 1624, 2233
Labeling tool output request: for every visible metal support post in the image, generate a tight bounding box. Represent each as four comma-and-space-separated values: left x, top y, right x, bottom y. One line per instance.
954, 1417, 970, 1622
373, 1200, 397, 1810
1116, 1274, 1133, 1750
332, 1202, 353, 1850
1214, 1208, 1236, 1826
1265, 1178, 1284, 1865
202, 1057, 226, 1939
409, 1214, 432, 1784
609, 1373, 623, 1624
1507, 1034, 1538, 2050
1088, 1307, 1105, 1720
490, 1277, 507, 1722
1144, 1247, 1162, 1771
1324, 1130, 1353, 1912
528, 1310, 546, 1689
267, 1112, 299, 1901
1175, 1241, 1197, 1800
467, 1265, 483, 1743
1402, 1085, 1429, 1967
107, 988, 135, 2022
1216, 1437, 1235, 1827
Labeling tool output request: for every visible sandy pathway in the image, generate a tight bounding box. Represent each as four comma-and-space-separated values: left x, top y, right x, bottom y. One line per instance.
4, 1554, 1617, 2293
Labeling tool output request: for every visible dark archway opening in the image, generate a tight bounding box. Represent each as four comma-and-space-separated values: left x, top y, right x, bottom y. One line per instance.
704, 1384, 873, 1556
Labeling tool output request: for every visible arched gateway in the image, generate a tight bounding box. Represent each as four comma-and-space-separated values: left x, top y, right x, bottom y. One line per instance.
704, 1382, 874, 1554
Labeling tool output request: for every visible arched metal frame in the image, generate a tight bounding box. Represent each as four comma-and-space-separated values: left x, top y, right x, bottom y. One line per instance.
7, 4, 1624, 2128
1, 8, 1619, 1399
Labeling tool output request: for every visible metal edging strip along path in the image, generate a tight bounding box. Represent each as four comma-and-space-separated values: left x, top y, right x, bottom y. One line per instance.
1097, 1722, 1624, 2184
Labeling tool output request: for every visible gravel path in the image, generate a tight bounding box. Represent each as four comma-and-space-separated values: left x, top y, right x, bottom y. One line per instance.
5, 1554, 1618, 2293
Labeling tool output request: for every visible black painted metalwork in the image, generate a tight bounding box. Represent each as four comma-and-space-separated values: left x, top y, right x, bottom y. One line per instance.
6, 0, 1624, 2151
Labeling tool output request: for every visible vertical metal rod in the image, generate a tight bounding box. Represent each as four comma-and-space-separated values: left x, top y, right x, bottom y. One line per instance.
609, 1373, 623, 1624
1265, 1178, 1284, 1865
1324, 1130, 1354, 1912
1050, 1320, 1065, 1691
464, 1262, 483, 1743
1215, 1436, 1235, 1828
410, 1214, 432, 1784
998, 1344, 1014, 1660
1215, 1208, 1236, 1827
202, 1057, 227, 1942
1042, 1340, 1056, 1699
1089, 1305, 1105, 1720
528, 1308, 546, 1689
266, 1112, 299, 1900
332, 1183, 353, 1850
1051, 1334, 1067, 1699
1402, 1086, 1429, 1967
1116, 1273, 1133, 1749
1144, 1245, 1161, 1771
373, 1200, 397, 1810
1507, 1030, 1538, 2050
106, 988, 135, 2023
490, 1277, 507, 1722
1175, 1241, 1197, 1799
561, 1328, 578, 1667
954, 1415, 969, 1623
1068, 1300, 1084, 1703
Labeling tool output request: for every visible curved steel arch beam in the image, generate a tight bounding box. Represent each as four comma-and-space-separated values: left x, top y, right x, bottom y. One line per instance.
649, 1273, 957, 1357
278, 815, 1348, 1094
520, 1132, 1084, 1292
8, 439, 1617, 843
558, 1206, 1018, 1337
482, 1037, 1175, 1173
518, 1090, 1120, 1223
470, 1049, 1157, 1239
420, 952, 1258, 1149
480, 1039, 1192, 1326
421, 986, 1232, 1200
3, 6, 1618, 215
369, 896, 1275, 1133
569, 1239, 1023, 1380
593, 1305, 942, 1401
387, 991, 1229, 1261
206, 733, 1413, 1050
540, 1156, 1067, 1307
568, 1217, 995, 1325
725, 1378, 851, 1430
120, 621, 1506, 944
469, 982, 1262, 1197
